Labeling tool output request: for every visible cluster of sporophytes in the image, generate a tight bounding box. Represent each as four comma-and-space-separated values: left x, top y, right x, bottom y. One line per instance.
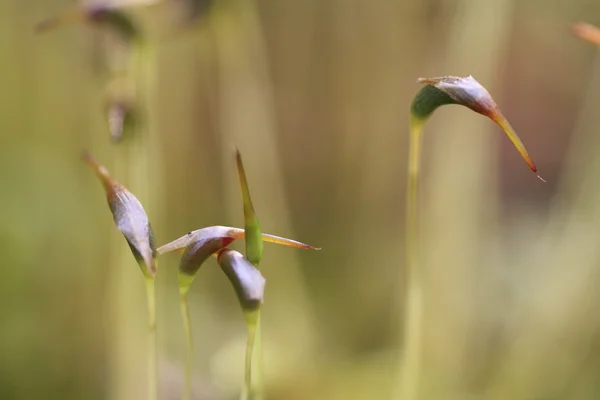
84, 148, 318, 400
37, 3, 318, 400
45, 2, 600, 400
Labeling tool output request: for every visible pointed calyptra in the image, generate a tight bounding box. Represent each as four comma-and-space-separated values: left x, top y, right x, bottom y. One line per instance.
411, 75, 544, 181
83, 151, 157, 278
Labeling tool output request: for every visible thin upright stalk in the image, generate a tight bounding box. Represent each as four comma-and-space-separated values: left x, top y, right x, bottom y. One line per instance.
133, 33, 162, 400
108, 141, 153, 400
145, 276, 158, 400
209, 3, 317, 395
242, 310, 263, 400
399, 116, 425, 400
179, 286, 193, 400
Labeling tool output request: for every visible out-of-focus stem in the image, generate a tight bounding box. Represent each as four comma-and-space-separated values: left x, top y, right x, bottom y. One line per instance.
108, 140, 152, 400
242, 310, 263, 400
399, 116, 425, 400
145, 276, 158, 400
179, 285, 193, 400
133, 28, 162, 400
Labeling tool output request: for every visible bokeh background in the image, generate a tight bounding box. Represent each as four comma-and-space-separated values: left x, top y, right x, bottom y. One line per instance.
3, 0, 600, 399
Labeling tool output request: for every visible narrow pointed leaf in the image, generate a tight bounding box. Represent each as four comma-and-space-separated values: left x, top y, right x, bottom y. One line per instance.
412, 75, 544, 181
157, 225, 319, 256
573, 22, 600, 46
236, 150, 263, 265
83, 151, 157, 277
217, 249, 265, 313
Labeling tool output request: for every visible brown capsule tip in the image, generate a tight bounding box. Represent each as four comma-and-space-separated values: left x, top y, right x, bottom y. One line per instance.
82, 150, 114, 190
81, 149, 97, 166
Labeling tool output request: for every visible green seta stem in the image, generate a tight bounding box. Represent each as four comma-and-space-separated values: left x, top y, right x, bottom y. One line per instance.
399, 115, 425, 400
242, 310, 263, 400
178, 279, 193, 400
134, 33, 161, 400
145, 276, 158, 400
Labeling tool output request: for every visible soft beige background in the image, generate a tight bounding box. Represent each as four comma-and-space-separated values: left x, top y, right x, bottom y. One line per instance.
2, 0, 600, 399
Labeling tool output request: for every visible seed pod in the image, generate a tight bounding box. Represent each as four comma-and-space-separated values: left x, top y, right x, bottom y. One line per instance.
412, 75, 544, 181
83, 151, 157, 277
217, 248, 265, 313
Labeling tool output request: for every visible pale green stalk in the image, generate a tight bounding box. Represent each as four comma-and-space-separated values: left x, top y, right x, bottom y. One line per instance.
133, 29, 162, 400
107, 137, 153, 400
242, 310, 262, 400
119, 31, 160, 400
145, 276, 158, 400
179, 283, 193, 400
398, 116, 425, 400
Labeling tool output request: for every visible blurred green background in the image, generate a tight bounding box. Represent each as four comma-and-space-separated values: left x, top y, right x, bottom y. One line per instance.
3, 0, 600, 399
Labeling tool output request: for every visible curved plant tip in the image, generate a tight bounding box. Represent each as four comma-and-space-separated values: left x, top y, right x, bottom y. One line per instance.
236, 149, 263, 266
217, 248, 266, 314
573, 22, 600, 46
157, 225, 320, 256
83, 150, 157, 277
35, 4, 142, 42
177, 234, 236, 288
216, 247, 265, 398
412, 75, 545, 182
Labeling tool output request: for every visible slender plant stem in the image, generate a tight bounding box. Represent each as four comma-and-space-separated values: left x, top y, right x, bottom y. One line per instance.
179, 287, 193, 400
399, 116, 425, 400
133, 33, 161, 400
253, 315, 263, 398
244, 322, 256, 395
242, 310, 263, 400
145, 276, 158, 400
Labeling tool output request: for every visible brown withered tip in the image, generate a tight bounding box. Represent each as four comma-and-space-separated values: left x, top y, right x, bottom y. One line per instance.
81, 150, 116, 191
81, 149, 100, 171
573, 22, 600, 46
